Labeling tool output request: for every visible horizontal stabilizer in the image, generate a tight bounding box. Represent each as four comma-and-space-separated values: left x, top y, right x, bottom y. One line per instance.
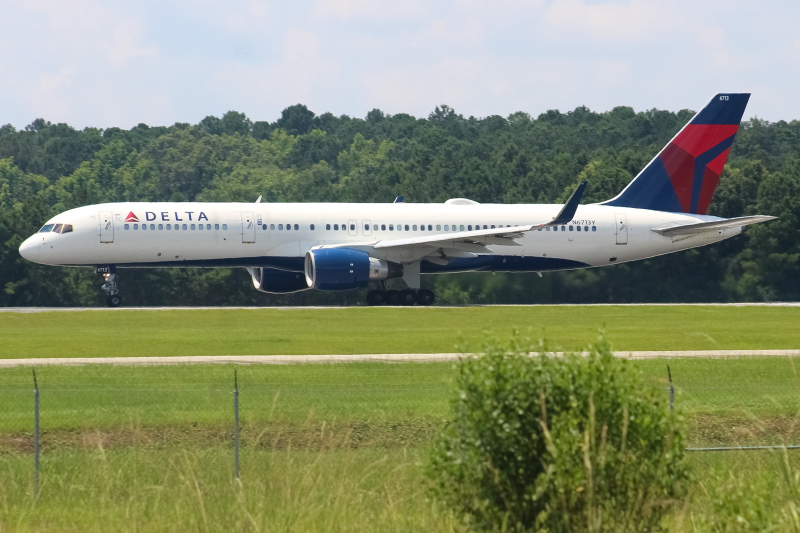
652, 215, 776, 236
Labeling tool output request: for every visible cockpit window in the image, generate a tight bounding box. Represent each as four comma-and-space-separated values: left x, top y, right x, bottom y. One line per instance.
52, 224, 63, 233
62, 224, 73, 233
39, 224, 55, 233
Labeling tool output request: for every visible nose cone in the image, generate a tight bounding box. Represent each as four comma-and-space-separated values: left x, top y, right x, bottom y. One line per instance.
19, 236, 40, 262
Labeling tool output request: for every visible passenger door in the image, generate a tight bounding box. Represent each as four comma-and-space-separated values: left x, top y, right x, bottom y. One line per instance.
615, 214, 628, 245
99, 211, 114, 243
348, 219, 357, 237
241, 212, 256, 243
362, 219, 372, 237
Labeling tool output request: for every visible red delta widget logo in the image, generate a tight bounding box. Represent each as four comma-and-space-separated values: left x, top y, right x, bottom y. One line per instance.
125, 212, 139, 222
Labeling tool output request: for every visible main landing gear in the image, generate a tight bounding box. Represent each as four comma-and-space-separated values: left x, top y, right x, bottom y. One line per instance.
99, 269, 122, 307
366, 288, 435, 306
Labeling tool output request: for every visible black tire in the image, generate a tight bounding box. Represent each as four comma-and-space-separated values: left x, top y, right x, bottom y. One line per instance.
106, 294, 122, 307
417, 289, 435, 306
366, 290, 386, 306
399, 289, 417, 306
385, 290, 400, 306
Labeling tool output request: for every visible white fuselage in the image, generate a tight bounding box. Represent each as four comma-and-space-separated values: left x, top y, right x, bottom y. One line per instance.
19, 201, 740, 274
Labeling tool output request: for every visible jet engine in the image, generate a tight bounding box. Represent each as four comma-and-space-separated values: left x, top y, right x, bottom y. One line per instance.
250, 267, 309, 294
304, 248, 403, 291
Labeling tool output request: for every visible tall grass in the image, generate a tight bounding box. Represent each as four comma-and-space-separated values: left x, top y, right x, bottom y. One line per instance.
0, 446, 461, 532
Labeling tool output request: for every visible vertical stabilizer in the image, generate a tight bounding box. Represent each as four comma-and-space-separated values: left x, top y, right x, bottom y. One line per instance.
601, 93, 750, 214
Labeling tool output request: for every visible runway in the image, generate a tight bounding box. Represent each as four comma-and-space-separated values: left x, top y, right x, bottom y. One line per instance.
2, 350, 800, 368
2, 302, 800, 313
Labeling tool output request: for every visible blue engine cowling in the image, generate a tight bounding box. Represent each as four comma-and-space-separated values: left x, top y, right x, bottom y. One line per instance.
250, 267, 309, 294
304, 248, 403, 291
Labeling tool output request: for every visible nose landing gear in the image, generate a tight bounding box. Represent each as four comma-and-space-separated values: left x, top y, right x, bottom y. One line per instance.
97, 266, 122, 307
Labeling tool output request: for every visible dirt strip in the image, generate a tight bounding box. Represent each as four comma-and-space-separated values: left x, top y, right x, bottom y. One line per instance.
2, 350, 800, 367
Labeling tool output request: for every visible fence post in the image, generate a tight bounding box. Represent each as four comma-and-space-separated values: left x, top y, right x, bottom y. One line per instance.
33, 369, 40, 496
667, 365, 674, 412
234, 368, 240, 480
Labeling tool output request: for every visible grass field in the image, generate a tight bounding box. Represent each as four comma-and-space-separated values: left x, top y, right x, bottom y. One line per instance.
3, 307, 800, 530
1, 305, 800, 358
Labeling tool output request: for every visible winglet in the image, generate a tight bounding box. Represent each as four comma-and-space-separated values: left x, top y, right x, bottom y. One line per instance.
394, 196, 404, 203
551, 181, 587, 225
255, 196, 262, 204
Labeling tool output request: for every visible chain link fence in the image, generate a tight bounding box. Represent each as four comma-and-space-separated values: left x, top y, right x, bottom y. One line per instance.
2, 356, 800, 484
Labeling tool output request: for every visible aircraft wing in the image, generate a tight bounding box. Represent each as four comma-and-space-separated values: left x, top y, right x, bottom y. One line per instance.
310, 182, 587, 263
651, 215, 776, 236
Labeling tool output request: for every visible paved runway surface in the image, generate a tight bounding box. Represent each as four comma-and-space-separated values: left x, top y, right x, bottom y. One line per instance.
3, 350, 800, 368
2, 303, 800, 313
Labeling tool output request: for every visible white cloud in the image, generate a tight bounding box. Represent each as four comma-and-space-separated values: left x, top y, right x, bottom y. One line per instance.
545, 0, 681, 43
314, 0, 427, 21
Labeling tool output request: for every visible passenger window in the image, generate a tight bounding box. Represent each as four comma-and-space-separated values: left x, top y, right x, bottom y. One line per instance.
584, 226, 588, 232
133, 224, 139, 230
404, 225, 409, 231
189, 224, 194, 230
373, 224, 378, 230
286, 224, 291, 230
142, 224, 147, 230
420, 225, 425, 231
389, 224, 394, 231
365, 224, 369, 231
561, 226, 566, 231
546, 227, 550, 231
350, 224, 355, 231
214, 224, 219, 230
262, 224, 267, 230
468, 225, 472, 231
381, 224, 386, 230
333, 224, 338, 230
326, 224, 331, 230
124, 224, 129, 230
592, 226, 596, 231
207, 224, 211, 230
270, 224, 275, 230
167, 224, 172, 230
552, 226, 557, 231
444, 225, 449, 231
569, 226, 573, 231
183, 224, 188, 230
159, 224, 164, 230
295, 224, 299, 230
412, 224, 418, 231
576, 226, 581, 232
459, 225, 465, 231
436, 225, 441, 231
223, 224, 228, 230
491, 225, 496, 229
279, 224, 284, 230
310, 224, 315, 230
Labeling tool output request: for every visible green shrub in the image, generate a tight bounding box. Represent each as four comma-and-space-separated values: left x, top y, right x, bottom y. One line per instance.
427, 333, 687, 532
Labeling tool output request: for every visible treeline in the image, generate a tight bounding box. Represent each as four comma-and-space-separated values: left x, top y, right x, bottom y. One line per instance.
1, 103, 798, 306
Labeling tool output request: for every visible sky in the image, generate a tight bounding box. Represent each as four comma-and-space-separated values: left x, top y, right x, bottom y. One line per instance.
1, 0, 798, 130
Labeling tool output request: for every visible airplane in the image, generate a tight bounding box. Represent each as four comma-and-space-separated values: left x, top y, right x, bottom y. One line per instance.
18, 93, 775, 307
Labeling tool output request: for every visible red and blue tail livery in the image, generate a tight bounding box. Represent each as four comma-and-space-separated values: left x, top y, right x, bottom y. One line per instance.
602, 93, 750, 214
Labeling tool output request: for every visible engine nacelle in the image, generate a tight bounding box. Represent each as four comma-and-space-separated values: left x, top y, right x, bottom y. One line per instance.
250, 267, 309, 294
304, 248, 403, 291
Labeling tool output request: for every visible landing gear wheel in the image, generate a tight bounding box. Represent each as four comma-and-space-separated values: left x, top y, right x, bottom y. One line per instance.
399, 289, 417, 306
417, 289, 435, 306
385, 290, 400, 306
106, 294, 122, 307
366, 290, 386, 306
